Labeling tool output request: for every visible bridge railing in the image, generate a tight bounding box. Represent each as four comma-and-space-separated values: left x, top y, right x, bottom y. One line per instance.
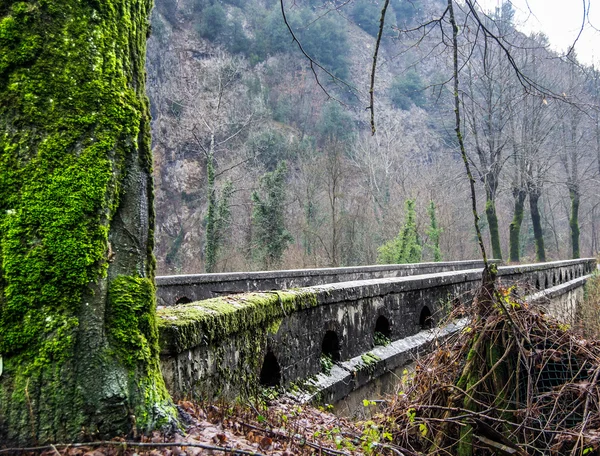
157, 258, 596, 400
156, 259, 499, 306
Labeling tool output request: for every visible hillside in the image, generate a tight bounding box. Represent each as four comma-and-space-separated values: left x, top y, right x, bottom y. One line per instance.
146, 0, 600, 274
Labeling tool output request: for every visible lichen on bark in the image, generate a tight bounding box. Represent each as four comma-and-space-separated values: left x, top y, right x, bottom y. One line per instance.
0, 0, 176, 445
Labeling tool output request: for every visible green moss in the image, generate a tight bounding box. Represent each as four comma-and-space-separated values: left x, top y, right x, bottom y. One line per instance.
157, 290, 319, 401
359, 352, 381, 375
107, 276, 159, 368
360, 352, 381, 365
0, 0, 172, 445
157, 290, 318, 353
0, 0, 145, 355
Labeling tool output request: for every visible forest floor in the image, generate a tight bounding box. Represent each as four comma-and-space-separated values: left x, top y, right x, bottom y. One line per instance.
7, 397, 373, 455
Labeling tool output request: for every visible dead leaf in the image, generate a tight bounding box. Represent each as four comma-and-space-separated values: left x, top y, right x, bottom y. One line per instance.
216, 433, 227, 444
259, 436, 273, 450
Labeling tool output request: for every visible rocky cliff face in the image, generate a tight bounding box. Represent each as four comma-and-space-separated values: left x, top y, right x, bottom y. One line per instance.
145, 0, 499, 274
146, 0, 408, 274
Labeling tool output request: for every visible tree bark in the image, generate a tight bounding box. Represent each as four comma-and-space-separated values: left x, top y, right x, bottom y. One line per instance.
204, 134, 217, 272
0, 0, 176, 445
529, 189, 546, 262
569, 187, 580, 259
485, 195, 503, 261
509, 188, 527, 263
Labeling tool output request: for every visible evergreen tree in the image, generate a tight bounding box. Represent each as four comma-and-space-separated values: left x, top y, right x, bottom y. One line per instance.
204, 180, 234, 273
350, 1, 382, 37
196, 2, 227, 41
251, 162, 294, 268
378, 200, 422, 264
389, 71, 426, 110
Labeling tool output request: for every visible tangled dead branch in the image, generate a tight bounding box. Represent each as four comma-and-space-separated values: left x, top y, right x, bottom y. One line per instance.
377, 287, 600, 456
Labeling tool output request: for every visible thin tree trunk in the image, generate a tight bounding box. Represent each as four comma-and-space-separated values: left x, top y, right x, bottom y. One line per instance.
529, 189, 547, 262
509, 189, 527, 263
0, 0, 175, 445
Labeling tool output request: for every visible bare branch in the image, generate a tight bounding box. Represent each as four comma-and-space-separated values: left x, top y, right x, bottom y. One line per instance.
368, 0, 390, 135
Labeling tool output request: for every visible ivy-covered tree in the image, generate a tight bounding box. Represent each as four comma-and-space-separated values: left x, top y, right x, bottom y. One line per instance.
378, 200, 422, 264
0, 0, 176, 445
204, 180, 234, 273
251, 162, 294, 269
426, 201, 443, 262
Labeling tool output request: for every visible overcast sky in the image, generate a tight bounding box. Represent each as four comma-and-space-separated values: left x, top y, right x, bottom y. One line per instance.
476, 0, 600, 66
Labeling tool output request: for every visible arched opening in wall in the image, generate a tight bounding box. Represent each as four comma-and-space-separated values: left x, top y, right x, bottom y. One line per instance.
322, 331, 341, 362
374, 316, 391, 346
175, 296, 193, 305
535, 277, 541, 290
419, 306, 433, 330
259, 351, 281, 387
553, 273, 557, 286
544, 275, 549, 289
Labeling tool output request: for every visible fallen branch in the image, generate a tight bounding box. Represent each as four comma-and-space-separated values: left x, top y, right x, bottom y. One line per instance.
0, 441, 266, 456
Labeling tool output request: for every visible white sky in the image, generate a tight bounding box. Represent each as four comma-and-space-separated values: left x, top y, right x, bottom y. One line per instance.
476, 0, 600, 66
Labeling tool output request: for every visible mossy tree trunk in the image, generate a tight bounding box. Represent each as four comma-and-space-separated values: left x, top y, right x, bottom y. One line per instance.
569, 186, 580, 259
509, 188, 526, 263
485, 191, 503, 261
0, 0, 176, 446
204, 133, 217, 273
528, 187, 546, 262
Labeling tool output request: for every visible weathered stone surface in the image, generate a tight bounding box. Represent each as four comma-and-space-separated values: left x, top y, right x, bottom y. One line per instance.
156, 260, 498, 305
158, 259, 596, 400
527, 274, 592, 323
291, 318, 469, 405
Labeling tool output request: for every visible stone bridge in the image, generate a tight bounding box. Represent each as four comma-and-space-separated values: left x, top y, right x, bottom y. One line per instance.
156, 259, 596, 404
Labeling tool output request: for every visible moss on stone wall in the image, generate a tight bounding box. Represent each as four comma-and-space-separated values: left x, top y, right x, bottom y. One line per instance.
0, 0, 175, 445
158, 289, 318, 354
157, 289, 318, 401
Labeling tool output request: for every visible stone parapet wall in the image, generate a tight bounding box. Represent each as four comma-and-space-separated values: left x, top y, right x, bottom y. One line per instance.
158, 259, 596, 400
497, 258, 596, 291
156, 259, 498, 306
526, 274, 592, 324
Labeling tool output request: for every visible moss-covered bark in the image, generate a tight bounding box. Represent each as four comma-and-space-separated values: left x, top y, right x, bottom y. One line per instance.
485, 197, 503, 262
0, 0, 176, 445
529, 188, 546, 262
509, 188, 526, 263
569, 188, 580, 259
